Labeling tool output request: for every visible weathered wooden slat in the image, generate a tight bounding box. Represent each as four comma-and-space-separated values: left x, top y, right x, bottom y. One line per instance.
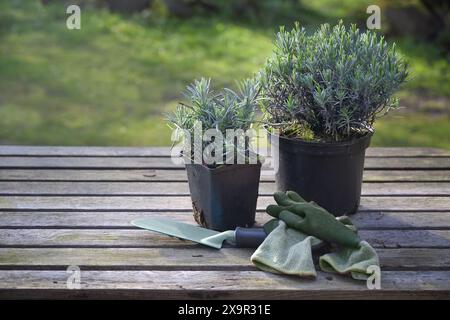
0, 146, 172, 157
0, 211, 221, 228
0, 196, 448, 211
1, 146, 449, 157
362, 230, 450, 248
0, 270, 448, 299
1, 228, 449, 248
0, 247, 257, 269
1, 181, 449, 196
350, 211, 450, 229
365, 148, 450, 157
1, 156, 449, 169
0, 157, 180, 169
1, 211, 449, 230
0, 248, 448, 270
0, 181, 195, 195
0, 169, 170, 182
2, 169, 449, 182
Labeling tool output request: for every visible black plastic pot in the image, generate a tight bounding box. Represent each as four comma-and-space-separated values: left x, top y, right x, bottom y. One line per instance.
270, 133, 372, 216
186, 163, 261, 231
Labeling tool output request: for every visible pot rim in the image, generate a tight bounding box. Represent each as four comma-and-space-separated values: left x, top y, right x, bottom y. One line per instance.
267, 130, 373, 156
185, 162, 262, 173
266, 125, 374, 147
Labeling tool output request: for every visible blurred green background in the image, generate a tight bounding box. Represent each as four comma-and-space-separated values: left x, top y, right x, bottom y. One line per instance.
0, 0, 449, 148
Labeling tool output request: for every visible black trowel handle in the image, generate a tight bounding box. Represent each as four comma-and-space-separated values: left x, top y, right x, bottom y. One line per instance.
235, 227, 267, 248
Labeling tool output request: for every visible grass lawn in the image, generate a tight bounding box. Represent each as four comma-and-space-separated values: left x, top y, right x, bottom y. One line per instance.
0, 1, 449, 148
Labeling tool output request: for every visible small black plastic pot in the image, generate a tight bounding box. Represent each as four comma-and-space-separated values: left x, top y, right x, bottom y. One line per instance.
269, 132, 372, 216
186, 163, 261, 231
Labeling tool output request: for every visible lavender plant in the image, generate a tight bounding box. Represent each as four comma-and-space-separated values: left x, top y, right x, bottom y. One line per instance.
166, 78, 261, 165
260, 21, 408, 142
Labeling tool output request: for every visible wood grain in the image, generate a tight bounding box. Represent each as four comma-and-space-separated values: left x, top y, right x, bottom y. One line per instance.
1, 211, 450, 230
1, 146, 449, 299
1, 181, 449, 196
0, 248, 449, 270
2, 169, 449, 182
1, 195, 448, 211
1, 146, 449, 157
1, 228, 449, 248
0, 270, 449, 299
1, 156, 449, 169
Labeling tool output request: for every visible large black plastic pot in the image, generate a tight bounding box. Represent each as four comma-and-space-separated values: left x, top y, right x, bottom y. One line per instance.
186, 163, 261, 231
269, 133, 372, 216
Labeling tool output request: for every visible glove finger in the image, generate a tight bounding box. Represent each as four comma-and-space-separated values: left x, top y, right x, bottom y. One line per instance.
266, 204, 284, 218
289, 203, 311, 218
336, 215, 353, 226
279, 210, 305, 229
292, 201, 328, 216
286, 191, 306, 203
273, 191, 295, 206
336, 215, 357, 233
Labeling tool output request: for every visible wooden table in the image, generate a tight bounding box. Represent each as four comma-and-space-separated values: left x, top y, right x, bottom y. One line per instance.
0, 146, 449, 299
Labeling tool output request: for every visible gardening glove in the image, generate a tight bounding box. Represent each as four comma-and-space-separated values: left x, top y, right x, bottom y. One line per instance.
319, 240, 380, 280
266, 191, 361, 249
251, 191, 380, 281
251, 219, 322, 277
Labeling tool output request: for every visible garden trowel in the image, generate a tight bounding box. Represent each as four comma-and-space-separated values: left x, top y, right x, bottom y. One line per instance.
131, 217, 267, 249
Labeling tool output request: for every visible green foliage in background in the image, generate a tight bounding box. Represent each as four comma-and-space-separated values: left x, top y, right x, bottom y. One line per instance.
260, 22, 408, 142
0, 1, 271, 146
0, 0, 448, 148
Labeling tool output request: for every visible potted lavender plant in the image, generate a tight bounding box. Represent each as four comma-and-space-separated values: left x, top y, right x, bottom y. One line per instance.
259, 22, 408, 215
166, 78, 262, 231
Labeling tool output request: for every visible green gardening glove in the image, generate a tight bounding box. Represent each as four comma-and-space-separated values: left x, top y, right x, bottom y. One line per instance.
266, 191, 361, 249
